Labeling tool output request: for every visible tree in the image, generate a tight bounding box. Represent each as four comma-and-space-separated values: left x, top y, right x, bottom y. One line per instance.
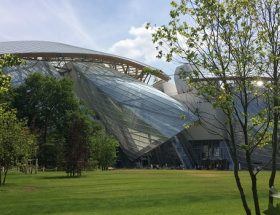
0, 54, 35, 186
0, 107, 35, 186
91, 130, 118, 171
149, 1, 274, 214
0, 54, 23, 99
64, 111, 101, 176
11, 72, 116, 176
255, 0, 280, 207
12, 73, 79, 167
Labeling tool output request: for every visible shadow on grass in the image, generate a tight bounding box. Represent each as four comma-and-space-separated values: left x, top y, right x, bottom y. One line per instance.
0, 182, 18, 192
263, 204, 280, 215
39, 175, 86, 180
0, 182, 17, 188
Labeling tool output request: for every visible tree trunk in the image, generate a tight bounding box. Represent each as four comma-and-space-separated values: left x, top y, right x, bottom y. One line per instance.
269, 96, 278, 206
241, 82, 261, 215
228, 122, 251, 215
0, 166, 2, 186
232, 156, 251, 215
251, 175, 260, 215
2, 167, 8, 185
43, 116, 48, 145
267, 41, 280, 205
246, 151, 260, 215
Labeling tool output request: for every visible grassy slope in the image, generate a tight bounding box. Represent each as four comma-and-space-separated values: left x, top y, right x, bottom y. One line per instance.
0, 170, 279, 215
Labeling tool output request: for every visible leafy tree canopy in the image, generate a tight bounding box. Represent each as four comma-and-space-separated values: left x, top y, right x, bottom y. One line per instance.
0, 105, 36, 186
91, 130, 119, 171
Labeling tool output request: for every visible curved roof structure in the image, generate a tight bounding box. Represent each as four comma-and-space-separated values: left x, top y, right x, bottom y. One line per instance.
0, 41, 170, 82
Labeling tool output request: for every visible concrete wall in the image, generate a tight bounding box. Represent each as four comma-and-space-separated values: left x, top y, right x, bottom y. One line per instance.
153, 80, 178, 97
173, 92, 227, 141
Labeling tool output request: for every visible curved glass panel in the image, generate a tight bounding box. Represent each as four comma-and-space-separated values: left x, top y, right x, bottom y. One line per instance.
68, 62, 197, 159
3, 60, 60, 85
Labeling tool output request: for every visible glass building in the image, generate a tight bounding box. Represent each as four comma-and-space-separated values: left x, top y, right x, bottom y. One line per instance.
0, 41, 197, 165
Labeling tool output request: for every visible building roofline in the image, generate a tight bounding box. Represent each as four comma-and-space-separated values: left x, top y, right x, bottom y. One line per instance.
0, 40, 170, 81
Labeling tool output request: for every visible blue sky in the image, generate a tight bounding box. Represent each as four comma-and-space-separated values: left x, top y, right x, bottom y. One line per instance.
0, 0, 180, 77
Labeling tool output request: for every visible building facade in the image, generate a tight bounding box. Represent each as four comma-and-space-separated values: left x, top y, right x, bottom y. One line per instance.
2, 41, 277, 170
0, 41, 196, 168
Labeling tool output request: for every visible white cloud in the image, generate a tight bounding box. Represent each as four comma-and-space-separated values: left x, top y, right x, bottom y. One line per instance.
109, 23, 178, 77
109, 24, 159, 63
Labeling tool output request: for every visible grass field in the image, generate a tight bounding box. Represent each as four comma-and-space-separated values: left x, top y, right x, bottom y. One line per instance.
0, 170, 279, 215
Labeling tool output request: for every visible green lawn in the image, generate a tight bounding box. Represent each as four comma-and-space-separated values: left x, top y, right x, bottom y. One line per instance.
0, 170, 279, 215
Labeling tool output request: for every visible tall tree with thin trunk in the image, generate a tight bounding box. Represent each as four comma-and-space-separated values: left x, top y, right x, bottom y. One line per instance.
0, 107, 36, 186
0, 54, 35, 186
149, 1, 274, 214
255, 0, 280, 207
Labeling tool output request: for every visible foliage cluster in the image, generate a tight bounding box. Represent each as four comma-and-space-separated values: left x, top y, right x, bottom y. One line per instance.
91, 130, 119, 170
0, 55, 34, 186
11, 73, 118, 176
0, 56, 119, 181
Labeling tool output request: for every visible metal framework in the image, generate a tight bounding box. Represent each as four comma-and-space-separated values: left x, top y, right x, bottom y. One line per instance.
0, 41, 170, 84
